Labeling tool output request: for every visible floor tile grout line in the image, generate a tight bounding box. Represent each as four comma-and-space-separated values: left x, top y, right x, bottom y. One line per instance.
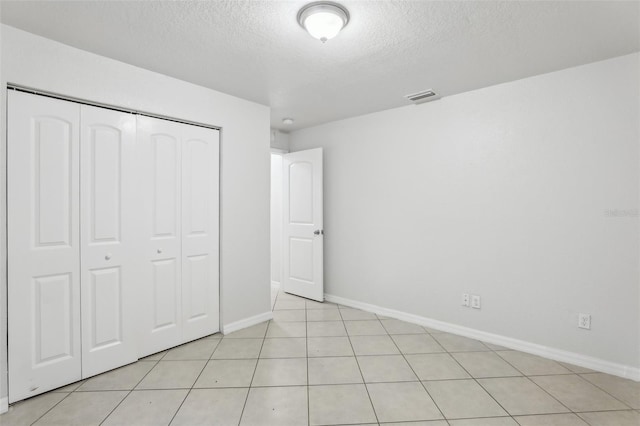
577, 412, 598, 426
444, 344, 516, 420
419, 334, 532, 422
29, 355, 161, 426
386, 325, 448, 423
166, 346, 216, 426
509, 410, 633, 426
236, 320, 268, 426
102, 376, 634, 391
512, 415, 527, 426
520, 374, 574, 415
96, 357, 163, 426
492, 350, 538, 377
30, 340, 203, 424
471, 368, 595, 423
339, 305, 381, 425
575, 373, 635, 410
28, 386, 75, 426
576, 373, 634, 411
493, 353, 617, 415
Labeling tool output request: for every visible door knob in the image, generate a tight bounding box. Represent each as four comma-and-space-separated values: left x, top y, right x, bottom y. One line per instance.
105, 253, 112, 261
314, 229, 324, 235
157, 248, 163, 254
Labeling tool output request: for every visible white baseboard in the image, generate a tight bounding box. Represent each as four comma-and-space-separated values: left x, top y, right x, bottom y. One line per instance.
222, 311, 273, 335
271, 281, 281, 289
325, 293, 640, 381
0, 396, 8, 414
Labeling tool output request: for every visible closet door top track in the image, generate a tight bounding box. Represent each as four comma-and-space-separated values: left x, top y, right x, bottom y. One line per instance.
7, 84, 221, 131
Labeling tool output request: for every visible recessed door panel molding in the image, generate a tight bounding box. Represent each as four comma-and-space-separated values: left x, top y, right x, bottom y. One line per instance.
152, 134, 180, 238
80, 105, 138, 378
8, 91, 82, 403
89, 125, 122, 243
283, 148, 324, 302
184, 138, 209, 236
289, 238, 314, 283
184, 254, 209, 322
34, 117, 73, 248
33, 273, 74, 366
151, 258, 180, 331
88, 267, 123, 350
288, 161, 314, 224
181, 125, 219, 342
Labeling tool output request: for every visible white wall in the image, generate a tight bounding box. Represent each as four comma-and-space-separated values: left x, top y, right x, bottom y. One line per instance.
271, 154, 283, 287
269, 129, 288, 290
0, 25, 271, 400
290, 53, 640, 374
271, 129, 290, 151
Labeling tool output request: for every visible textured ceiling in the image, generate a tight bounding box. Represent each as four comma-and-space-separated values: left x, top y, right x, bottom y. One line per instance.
1, 1, 639, 131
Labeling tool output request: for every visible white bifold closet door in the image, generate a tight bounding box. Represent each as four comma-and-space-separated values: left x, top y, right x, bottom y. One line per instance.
180, 123, 220, 342
8, 92, 139, 401
79, 105, 139, 377
8, 92, 82, 402
137, 116, 220, 357
8, 91, 219, 402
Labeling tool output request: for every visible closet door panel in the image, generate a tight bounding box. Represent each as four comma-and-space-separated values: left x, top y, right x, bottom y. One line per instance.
138, 116, 183, 356
182, 126, 220, 341
152, 258, 180, 327
8, 91, 81, 403
80, 105, 138, 377
88, 267, 123, 347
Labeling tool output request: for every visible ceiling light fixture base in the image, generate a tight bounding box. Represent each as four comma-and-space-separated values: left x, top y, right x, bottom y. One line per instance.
297, 1, 350, 43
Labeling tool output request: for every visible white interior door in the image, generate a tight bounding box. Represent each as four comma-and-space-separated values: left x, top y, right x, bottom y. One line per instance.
137, 116, 184, 356
8, 91, 82, 402
282, 148, 324, 301
181, 126, 220, 342
80, 105, 139, 377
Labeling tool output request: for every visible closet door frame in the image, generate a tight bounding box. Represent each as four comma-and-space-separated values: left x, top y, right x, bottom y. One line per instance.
6, 87, 222, 402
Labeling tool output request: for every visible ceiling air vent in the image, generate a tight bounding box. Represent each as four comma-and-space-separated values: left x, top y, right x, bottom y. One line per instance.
405, 89, 439, 105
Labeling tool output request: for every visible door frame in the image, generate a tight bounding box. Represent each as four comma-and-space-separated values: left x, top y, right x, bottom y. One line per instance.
270, 148, 287, 305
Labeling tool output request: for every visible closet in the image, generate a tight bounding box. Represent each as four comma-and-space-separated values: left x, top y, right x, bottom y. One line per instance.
7, 90, 220, 403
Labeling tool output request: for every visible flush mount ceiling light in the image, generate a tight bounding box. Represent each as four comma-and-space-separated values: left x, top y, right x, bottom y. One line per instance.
282, 118, 295, 125
297, 2, 350, 43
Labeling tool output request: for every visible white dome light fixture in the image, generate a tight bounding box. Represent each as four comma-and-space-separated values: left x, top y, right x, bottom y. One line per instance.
297, 2, 350, 43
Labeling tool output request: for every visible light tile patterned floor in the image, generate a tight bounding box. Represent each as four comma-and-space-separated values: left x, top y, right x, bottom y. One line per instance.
2, 288, 639, 425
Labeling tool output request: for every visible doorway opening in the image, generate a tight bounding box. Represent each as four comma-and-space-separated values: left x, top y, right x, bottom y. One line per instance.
270, 150, 285, 310
270, 145, 325, 307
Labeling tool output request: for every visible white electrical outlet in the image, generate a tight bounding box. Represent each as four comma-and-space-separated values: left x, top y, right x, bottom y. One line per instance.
578, 313, 591, 330
471, 295, 481, 309
462, 293, 470, 307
